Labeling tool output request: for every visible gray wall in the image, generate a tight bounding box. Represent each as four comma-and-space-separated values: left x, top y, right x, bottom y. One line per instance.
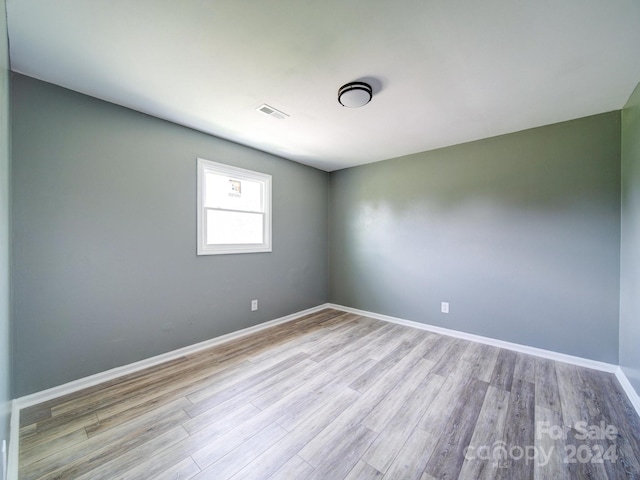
8, 71, 632, 397
620, 82, 640, 395
11, 74, 328, 396
329, 113, 621, 363
0, 0, 11, 456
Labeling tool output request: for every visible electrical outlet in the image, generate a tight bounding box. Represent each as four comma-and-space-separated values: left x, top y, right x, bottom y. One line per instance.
441, 302, 449, 314
251, 299, 258, 311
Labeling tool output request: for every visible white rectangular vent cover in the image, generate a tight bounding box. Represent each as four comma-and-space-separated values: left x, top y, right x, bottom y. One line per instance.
256, 104, 289, 120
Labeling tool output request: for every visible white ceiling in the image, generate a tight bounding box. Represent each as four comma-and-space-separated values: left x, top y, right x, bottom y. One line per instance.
7, 0, 640, 171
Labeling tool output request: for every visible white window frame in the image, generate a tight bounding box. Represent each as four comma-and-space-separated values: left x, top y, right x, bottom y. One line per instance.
197, 158, 272, 255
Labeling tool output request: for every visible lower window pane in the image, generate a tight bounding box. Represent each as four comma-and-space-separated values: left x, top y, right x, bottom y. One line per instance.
206, 210, 264, 245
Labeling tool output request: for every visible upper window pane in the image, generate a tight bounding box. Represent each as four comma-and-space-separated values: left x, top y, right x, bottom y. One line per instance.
204, 172, 263, 212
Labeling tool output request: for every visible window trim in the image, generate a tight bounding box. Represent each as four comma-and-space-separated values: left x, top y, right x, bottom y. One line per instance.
197, 158, 272, 255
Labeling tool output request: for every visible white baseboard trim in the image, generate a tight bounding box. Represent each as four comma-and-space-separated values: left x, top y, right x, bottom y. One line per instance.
6, 401, 19, 480
7, 302, 638, 479
615, 367, 640, 418
331, 305, 640, 417
12, 303, 621, 411
6, 303, 332, 479
14, 303, 330, 411
328, 303, 619, 374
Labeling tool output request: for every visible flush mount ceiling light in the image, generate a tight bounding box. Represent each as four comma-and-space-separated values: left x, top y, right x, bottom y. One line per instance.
338, 81, 373, 108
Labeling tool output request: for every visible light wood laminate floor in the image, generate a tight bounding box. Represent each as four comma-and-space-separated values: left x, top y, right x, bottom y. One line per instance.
18, 309, 640, 479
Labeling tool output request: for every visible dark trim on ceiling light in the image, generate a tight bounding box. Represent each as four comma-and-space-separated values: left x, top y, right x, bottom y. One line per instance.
338, 81, 373, 108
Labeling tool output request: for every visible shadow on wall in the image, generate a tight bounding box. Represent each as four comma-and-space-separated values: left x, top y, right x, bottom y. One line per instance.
349, 114, 619, 213
329, 112, 621, 363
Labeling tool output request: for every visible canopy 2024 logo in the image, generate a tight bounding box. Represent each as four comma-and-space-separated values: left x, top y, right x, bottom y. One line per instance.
463, 421, 619, 467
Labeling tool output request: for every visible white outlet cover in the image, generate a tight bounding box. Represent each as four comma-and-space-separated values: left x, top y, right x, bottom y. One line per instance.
441, 302, 450, 314
251, 299, 258, 311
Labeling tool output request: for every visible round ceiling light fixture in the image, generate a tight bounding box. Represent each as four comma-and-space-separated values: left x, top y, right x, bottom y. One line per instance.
338, 81, 373, 108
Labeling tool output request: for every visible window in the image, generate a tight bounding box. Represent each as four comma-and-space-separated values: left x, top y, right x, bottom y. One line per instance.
197, 158, 272, 255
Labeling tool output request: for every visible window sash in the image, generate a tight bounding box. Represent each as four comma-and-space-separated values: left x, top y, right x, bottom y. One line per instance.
197, 158, 272, 255
204, 208, 265, 246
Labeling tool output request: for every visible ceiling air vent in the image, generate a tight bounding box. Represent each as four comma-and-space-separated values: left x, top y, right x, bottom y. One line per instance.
256, 104, 289, 120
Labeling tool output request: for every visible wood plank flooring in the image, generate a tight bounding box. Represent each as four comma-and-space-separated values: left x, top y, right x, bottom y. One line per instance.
18, 309, 640, 479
